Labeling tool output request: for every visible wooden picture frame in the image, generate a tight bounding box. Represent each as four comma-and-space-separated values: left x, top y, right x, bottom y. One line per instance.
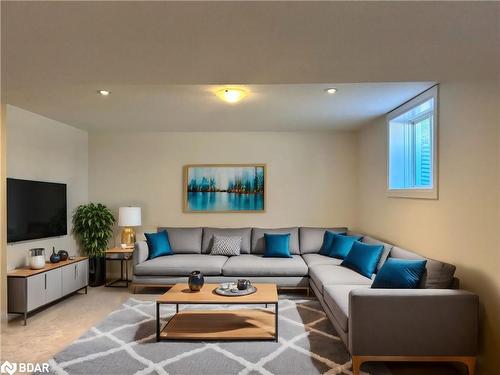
183, 164, 266, 213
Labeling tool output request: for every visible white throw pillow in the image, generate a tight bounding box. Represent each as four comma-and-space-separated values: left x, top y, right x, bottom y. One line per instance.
210, 235, 242, 256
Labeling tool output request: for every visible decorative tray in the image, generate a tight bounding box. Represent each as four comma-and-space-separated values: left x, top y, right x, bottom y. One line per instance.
214, 285, 257, 297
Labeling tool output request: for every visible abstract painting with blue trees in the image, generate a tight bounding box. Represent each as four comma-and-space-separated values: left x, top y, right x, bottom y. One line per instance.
184, 165, 265, 212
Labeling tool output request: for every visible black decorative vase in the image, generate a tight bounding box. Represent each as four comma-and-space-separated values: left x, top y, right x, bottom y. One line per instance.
188, 271, 204, 292
50, 247, 60, 263
58, 250, 69, 261
89, 256, 106, 287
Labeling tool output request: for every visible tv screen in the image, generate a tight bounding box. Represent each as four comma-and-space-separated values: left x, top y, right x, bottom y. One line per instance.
7, 178, 67, 243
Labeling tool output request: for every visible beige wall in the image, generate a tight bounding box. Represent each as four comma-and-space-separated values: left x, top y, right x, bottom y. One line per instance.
355, 80, 500, 373
5, 105, 88, 270
0, 104, 6, 330
89, 131, 358, 241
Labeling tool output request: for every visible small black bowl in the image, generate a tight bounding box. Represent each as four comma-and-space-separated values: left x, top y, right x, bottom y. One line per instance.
58, 250, 69, 261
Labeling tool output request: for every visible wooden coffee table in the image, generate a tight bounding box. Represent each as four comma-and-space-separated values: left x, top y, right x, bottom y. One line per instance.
156, 283, 278, 342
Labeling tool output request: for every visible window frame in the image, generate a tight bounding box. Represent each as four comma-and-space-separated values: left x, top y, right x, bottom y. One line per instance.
386, 85, 438, 199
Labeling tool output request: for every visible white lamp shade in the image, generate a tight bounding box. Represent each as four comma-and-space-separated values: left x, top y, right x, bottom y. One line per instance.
118, 207, 142, 227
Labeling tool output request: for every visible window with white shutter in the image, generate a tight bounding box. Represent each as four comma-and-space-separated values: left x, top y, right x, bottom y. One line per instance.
387, 86, 438, 199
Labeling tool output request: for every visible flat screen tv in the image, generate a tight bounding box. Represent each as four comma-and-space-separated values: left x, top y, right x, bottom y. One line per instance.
7, 178, 67, 243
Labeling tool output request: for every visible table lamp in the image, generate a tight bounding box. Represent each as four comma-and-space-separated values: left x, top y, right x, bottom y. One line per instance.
118, 207, 142, 247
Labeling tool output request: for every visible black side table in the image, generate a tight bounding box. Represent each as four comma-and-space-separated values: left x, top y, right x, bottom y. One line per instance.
105, 247, 134, 287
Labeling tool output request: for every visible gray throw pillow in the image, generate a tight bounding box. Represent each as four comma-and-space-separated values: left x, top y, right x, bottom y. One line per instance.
210, 235, 242, 256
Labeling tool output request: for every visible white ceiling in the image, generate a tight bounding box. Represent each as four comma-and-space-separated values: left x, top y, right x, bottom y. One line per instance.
2, 2, 496, 132
5, 83, 434, 132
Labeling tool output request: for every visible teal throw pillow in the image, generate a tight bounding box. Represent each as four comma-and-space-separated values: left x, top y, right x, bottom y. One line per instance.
329, 233, 363, 259
341, 240, 384, 278
320, 231, 347, 255
264, 233, 292, 258
145, 230, 173, 259
372, 258, 427, 289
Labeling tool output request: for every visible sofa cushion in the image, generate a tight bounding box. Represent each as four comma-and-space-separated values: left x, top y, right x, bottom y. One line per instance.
372, 258, 427, 289
341, 241, 384, 278
264, 233, 292, 258
302, 254, 342, 267
299, 227, 348, 255
158, 227, 203, 254
320, 231, 336, 255
251, 227, 300, 255
390, 247, 456, 288
144, 230, 172, 259
210, 235, 242, 256
323, 284, 369, 332
222, 254, 308, 277
361, 235, 393, 272
202, 228, 252, 254
309, 265, 373, 295
134, 254, 227, 276
330, 234, 363, 259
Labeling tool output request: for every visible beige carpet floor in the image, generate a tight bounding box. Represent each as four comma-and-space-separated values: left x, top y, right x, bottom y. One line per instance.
1, 286, 466, 375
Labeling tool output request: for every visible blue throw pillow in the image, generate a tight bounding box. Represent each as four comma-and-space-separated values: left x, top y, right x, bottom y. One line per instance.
341, 241, 384, 278
145, 230, 173, 259
319, 231, 347, 255
372, 258, 427, 289
264, 233, 292, 258
329, 233, 363, 259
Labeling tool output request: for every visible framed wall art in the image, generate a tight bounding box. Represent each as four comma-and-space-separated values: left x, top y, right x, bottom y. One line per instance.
184, 164, 266, 212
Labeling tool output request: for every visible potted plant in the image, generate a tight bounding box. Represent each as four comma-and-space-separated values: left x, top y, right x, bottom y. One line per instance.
72, 203, 115, 287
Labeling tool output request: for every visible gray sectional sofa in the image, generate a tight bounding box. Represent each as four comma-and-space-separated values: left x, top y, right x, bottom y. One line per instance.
132, 226, 478, 375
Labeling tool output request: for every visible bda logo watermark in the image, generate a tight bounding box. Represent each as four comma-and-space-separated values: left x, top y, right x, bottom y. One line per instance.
0, 361, 16, 375
0, 361, 49, 374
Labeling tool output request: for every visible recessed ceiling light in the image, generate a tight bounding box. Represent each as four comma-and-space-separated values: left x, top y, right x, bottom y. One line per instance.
215, 88, 248, 103
325, 88, 337, 94
98, 90, 111, 96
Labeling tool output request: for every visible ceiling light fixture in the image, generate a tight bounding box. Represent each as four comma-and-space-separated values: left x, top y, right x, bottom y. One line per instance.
215, 88, 248, 103
325, 88, 337, 94
98, 89, 111, 96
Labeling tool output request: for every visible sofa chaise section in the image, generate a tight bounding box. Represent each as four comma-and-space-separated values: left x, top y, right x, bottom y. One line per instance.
309, 239, 477, 375
349, 288, 478, 374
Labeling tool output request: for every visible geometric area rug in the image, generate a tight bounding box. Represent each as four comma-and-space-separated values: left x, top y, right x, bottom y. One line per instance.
41, 298, 390, 375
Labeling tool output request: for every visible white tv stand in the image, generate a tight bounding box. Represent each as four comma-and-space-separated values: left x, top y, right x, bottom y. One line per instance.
7, 257, 89, 325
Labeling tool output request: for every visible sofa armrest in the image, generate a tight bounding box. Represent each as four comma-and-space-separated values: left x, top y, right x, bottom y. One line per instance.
348, 288, 478, 357
133, 241, 149, 266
